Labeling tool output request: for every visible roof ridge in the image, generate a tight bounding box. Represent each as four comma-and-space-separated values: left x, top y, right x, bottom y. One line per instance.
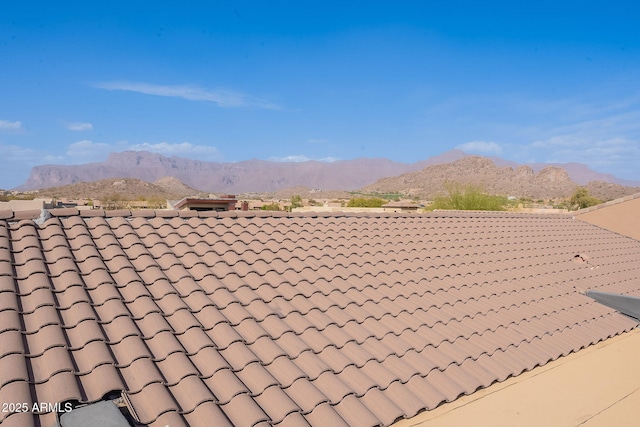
0, 208, 574, 223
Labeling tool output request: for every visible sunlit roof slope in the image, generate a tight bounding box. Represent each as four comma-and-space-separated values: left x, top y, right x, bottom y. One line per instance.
575, 192, 640, 241
0, 209, 639, 426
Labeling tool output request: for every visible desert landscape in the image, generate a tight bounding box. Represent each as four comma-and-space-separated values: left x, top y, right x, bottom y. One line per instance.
2, 149, 638, 214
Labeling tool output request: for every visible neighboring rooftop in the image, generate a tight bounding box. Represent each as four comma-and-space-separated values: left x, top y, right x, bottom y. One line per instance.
169, 195, 238, 212
381, 201, 421, 212
575, 192, 640, 240
0, 209, 639, 426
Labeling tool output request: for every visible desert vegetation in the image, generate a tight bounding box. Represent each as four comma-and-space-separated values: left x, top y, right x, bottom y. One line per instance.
569, 187, 602, 210
0, 192, 35, 201
290, 195, 303, 209
347, 197, 388, 208
426, 182, 507, 211
261, 202, 281, 211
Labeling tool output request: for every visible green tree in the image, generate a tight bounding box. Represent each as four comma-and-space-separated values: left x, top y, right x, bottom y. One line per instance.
570, 188, 601, 210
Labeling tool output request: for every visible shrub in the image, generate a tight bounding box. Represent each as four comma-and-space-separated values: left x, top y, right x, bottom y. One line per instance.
290, 195, 303, 209
570, 188, 601, 210
428, 182, 506, 211
347, 197, 387, 208
261, 203, 281, 211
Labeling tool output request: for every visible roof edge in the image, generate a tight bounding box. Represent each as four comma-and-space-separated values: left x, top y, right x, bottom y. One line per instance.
575, 191, 640, 215
0, 207, 575, 224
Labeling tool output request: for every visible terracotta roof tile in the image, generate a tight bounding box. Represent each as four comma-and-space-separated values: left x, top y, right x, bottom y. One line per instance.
2, 211, 640, 425
146, 330, 185, 360
22, 305, 60, 335
189, 345, 228, 377
168, 374, 215, 413
119, 356, 165, 393
0, 382, 32, 424
304, 401, 349, 426
127, 381, 180, 424
334, 393, 380, 427
182, 400, 233, 426
220, 392, 271, 426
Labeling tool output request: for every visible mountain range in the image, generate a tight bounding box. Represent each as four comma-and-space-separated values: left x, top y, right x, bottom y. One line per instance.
33, 177, 204, 201
16, 149, 640, 198
363, 156, 639, 200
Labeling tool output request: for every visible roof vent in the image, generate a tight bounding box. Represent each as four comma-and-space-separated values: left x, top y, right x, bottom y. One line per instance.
34, 209, 52, 225
57, 400, 131, 427
572, 253, 590, 263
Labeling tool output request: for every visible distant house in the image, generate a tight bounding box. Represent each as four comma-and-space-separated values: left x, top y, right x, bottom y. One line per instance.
235, 200, 282, 211
381, 200, 421, 212
0, 198, 52, 212
169, 195, 237, 212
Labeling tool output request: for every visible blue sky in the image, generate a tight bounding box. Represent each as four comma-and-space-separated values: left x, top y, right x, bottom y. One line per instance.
1, 1, 639, 189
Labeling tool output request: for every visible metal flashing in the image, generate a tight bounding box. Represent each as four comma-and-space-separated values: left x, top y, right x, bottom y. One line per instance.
58, 400, 131, 427
586, 290, 640, 322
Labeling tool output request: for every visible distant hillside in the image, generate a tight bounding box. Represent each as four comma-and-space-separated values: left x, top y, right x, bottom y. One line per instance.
152, 176, 205, 197
17, 149, 639, 194
486, 157, 635, 186
584, 180, 640, 201
20, 159, 640, 204
18, 151, 454, 192
361, 157, 640, 200
34, 177, 204, 201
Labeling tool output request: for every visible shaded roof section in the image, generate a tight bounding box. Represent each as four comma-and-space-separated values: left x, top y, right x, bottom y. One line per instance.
1, 210, 640, 426
575, 192, 640, 240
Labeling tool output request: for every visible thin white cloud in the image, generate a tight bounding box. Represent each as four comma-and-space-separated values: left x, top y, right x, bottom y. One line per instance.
269, 155, 340, 162
526, 131, 640, 180
0, 119, 23, 131
66, 140, 112, 160
1, 142, 45, 163
456, 140, 503, 155
531, 135, 583, 148
546, 110, 640, 139
0, 142, 65, 188
527, 105, 640, 160
541, 137, 639, 164
64, 140, 221, 163
94, 81, 279, 109
129, 142, 220, 160
67, 122, 93, 131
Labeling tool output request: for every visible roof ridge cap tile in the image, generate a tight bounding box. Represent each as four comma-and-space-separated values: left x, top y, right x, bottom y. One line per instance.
2, 207, 579, 222
0, 209, 14, 219
11, 209, 43, 221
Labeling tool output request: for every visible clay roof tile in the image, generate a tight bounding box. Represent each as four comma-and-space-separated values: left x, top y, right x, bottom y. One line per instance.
1, 211, 640, 426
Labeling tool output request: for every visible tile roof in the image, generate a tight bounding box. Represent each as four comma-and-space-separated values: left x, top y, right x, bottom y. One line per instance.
1, 209, 639, 426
